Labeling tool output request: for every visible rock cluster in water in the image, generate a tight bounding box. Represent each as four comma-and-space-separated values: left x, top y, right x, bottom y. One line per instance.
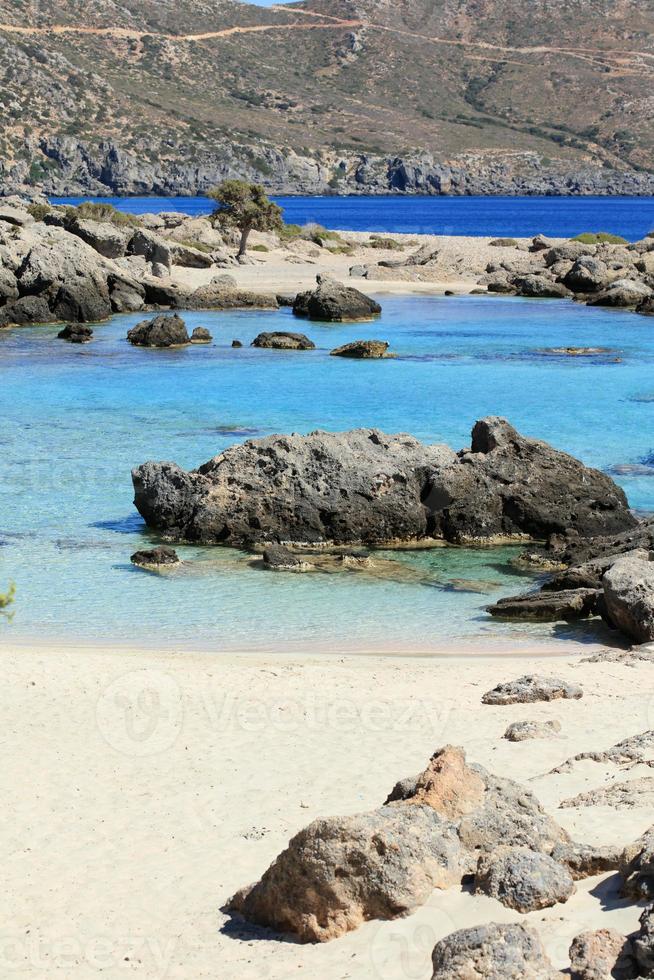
131, 417, 633, 550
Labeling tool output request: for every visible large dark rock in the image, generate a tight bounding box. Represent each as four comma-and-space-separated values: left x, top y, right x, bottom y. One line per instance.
251, 331, 315, 350
603, 553, 654, 643
474, 846, 575, 912
130, 546, 180, 567
50, 280, 112, 322
57, 323, 93, 343
293, 276, 381, 322
588, 278, 652, 308
0, 295, 56, 325
131, 417, 634, 548
69, 218, 128, 259
108, 272, 145, 313
512, 274, 572, 299
127, 313, 190, 348
482, 675, 583, 705
561, 255, 612, 293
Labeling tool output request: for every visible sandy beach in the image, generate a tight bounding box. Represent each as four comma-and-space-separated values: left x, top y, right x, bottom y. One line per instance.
3, 637, 652, 978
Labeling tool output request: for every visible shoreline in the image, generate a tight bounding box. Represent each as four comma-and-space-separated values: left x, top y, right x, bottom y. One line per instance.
3, 637, 651, 978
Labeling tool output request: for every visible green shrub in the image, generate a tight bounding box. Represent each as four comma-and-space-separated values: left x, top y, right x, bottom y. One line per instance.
301, 223, 344, 246
367, 236, 403, 249
177, 239, 213, 253
250, 243, 269, 252
27, 202, 51, 222
278, 222, 302, 242
66, 201, 140, 228
0, 581, 15, 622
326, 244, 354, 255
571, 231, 628, 245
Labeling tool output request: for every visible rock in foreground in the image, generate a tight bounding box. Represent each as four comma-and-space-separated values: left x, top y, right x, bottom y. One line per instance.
127, 314, 189, 347
474, 846, 575, 912
227, 805, 464, 942
431, 922, 561, 979
132, 417, 633, 548
293, 276, 381, 322
488, 588, 598, 621
603, 553, 654, 643
568, 928, 635, 980
482, 675, 583, 705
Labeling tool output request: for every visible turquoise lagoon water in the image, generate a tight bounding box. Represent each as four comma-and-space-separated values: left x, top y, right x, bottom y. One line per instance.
52, 195, 654, 241
2, 294, 654, 651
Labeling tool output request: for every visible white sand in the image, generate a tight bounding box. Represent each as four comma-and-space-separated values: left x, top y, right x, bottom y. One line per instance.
3, 638, 652, 978
173, 232, 550, 298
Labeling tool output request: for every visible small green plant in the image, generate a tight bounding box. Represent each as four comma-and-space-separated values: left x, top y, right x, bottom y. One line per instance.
326, 243, 354, 255
27, 203, 51, 221
250, 243, 270, 252
177, 239, 213, 253
367, 236, 403, 250
301, 223, 345, 247
0, 582, 15, 622
278, 222, 302, 242
571, 231, 629, 245
63, 202, 140, 228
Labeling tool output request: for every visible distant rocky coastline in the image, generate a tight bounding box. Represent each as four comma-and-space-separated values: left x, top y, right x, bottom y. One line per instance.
3, 137, 654, 198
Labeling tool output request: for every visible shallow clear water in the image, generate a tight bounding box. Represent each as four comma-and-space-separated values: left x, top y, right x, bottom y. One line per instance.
51, 194, 654, 241
1, 295, 653, 649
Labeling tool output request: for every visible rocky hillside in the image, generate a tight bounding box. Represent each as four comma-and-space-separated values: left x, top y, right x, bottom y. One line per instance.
1, 0, 653, 195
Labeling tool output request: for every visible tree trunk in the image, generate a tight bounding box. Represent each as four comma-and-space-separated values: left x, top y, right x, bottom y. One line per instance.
238, 225, 252, 257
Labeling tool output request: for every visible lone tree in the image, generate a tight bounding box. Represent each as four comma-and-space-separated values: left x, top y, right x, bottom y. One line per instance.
208, 180, 283, 257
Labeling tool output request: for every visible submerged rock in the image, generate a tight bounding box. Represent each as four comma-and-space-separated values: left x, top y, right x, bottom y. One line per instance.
262, 545, 310, 571
431, 922, 560, 979
330, 340, 390, 358
131, 417, 634, 548
127, 313, 189, 348
57, 323, 93, 343
251, 331, 315, 350
130, 546, 180, 567
293, 276, 381, 322
487, 588, 598, 621
482, 675, 583, 705
190, 326, 212, 343
474, 846, 575, 912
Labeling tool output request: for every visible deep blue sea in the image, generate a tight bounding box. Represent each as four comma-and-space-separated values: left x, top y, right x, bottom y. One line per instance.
51, 194, 654, 241
2, 291, 653, 651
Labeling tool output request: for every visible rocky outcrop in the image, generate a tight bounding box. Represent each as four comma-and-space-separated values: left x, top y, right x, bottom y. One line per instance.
620, 827, 654, 899
568, 929, 635, 980
251, 331, 315, 350
633, 906, 654, 976
228, 804, 465, 942
330, 340, 390, 358
190, 326, 212, 343
482, 675, 583, 705
262, 545, 310, 571
488, 588, 598, 621
560, 777, 654, 811
69, 218, 128, 259
603, 553, 654, 644
588, 279, 652, 309
474, 846, 575, 912
504, 719, 562, 742
131, 417, 634, 548
228, 745, 585, 944
130, 546, 180, 567
293, 276, 381, 322
431, 922, 561, 979
127, 313, 190, 348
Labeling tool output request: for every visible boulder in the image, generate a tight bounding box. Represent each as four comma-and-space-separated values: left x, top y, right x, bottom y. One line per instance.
588, 278, 652, 308
262, 545, 309, 571
168, 241, 213, 268
0, 266, 19, 302
620, 826, 654, 899
131, 417, 634, 548
531, 234, 556, 252
637, 296, 654, 316
231, 339, 243, 348
130, 546, 180, 567
293, 276, 381, 321
545, 242, 596, 266
431, 922, 560, 979
504, 719, 562, 742
482, 675, 583, 705
633, 906, 654, 976
190, 326, 212, 343
550, 841, 622, 881
16, 233, 112, 322
127, 314, 190, 348
128, 228, 171, 270
511, 274, 572, 299
50, 280, 112, 322
251, 331, 315, 350
69, 218, 128, 259
108, 272, 145, 313
276, 292, 296, 305
141, 279, 191, 307
487, 588, 598, 621
0, 204, 33, 227
57, 323, 93, 343
184, 282, 278, 311
562, 256, 612, 293
0, 294, 55, 325
569, 929, 635, 980
474, 846, 575, 912
330, 340, 390, 358
603, 553, 654, 643
227, 805, 465, 943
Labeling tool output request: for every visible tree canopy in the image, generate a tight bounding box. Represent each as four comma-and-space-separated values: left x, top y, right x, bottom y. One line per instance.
208, 180, 283, 256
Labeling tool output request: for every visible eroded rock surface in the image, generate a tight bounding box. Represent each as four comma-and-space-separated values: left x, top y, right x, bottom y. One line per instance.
127, 313, 189, 347
569, 928, 636, 980
482, 675, 583, 705
504, 719, 562, 742
431, 922, 561, 979
603, 553, 654, 644
474, 846, 575, 912
132, 417, 633, 548
251, 331, 315, 350
293, 276, 382, 321
330, 340, 390, 358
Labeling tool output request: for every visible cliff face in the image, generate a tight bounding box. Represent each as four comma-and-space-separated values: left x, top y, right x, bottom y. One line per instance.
1, 0, 653, 196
